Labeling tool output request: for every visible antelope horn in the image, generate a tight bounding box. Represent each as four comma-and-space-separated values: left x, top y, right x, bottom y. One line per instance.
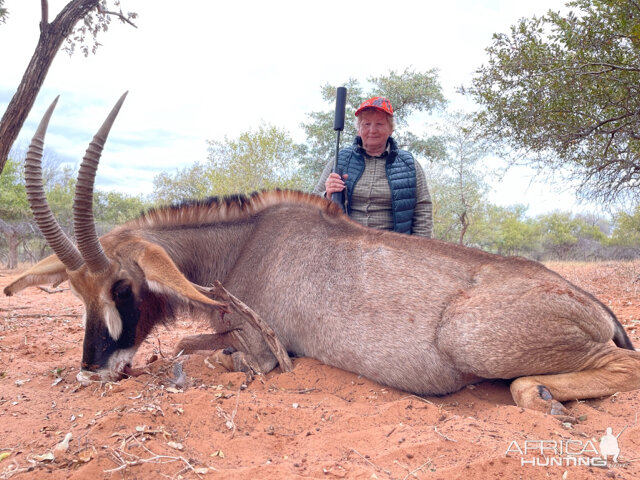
74, 91, 128, 273
25, 97, 85, 271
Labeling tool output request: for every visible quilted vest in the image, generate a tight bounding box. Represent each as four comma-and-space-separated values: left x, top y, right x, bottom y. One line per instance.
335, 137, 416, 234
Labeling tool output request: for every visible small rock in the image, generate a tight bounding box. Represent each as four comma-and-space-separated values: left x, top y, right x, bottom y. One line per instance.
33, 452, 55, 462
53, 432, 72, 454
76, 371, 100, 386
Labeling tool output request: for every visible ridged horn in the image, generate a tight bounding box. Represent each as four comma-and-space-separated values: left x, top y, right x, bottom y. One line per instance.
25, 97, 85, 271
73, 91, 128, 273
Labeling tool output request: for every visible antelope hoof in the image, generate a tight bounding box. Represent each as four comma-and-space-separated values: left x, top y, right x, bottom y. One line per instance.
511, 380, 577, 423
537, 385, 577, 423
210, 348, 257, 383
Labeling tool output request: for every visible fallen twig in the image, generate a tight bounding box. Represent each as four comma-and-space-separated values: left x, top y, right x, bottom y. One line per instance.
434, 425, 457, 442
192, 281, 293, 372
0, 460, 32, 480
104, 452, 184, 473
399, 394, 438, 406
288, 387, 316, 394
399, 459, 433, 480
350, 448, 391, 476
104, 433, 205, 478
216, 388, 242, 438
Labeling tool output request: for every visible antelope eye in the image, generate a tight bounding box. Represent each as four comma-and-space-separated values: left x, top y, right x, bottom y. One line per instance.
111, 280, 133, 302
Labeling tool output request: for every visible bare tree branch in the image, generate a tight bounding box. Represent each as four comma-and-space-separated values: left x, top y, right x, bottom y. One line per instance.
40, 0, 48, 26
0, 0, 137, 175
97, 4, 137, 28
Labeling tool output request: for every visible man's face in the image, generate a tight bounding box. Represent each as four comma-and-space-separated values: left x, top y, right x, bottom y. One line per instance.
357, 109, 393, 156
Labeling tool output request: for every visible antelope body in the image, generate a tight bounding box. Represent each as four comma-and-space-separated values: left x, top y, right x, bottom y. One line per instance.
5, 95, 640, 420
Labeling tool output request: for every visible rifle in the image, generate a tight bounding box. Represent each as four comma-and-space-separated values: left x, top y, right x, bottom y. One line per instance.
331, 87, 347, 212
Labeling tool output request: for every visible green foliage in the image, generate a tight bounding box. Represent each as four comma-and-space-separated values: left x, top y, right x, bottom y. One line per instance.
43, 166, 76, 232
481, 204, 539, 256
0, 153, 148, 266
527, 211, 611, 259
152, 163, 212, 205
430, 192, 623, 260
455, 203, 534, 255
540, 212, 580, 246
207, 124, 308, 194
300, 68, 447, 187
538, 211, 607, 246
0, 156, 73, 267
429, 111, 493, 244
94, 190, 148, 228
428, 170, 482, 243
30, 163, 146, 231
0, 157, 28, 221
610, 205, 640, 246
467, 0, 640, 204
152, 124, 308, 204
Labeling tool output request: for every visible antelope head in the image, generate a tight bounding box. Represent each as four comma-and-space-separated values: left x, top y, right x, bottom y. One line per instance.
4, 94, 227, 381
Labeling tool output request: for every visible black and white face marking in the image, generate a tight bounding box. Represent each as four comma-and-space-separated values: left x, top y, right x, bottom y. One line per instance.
79, 279, 142, 380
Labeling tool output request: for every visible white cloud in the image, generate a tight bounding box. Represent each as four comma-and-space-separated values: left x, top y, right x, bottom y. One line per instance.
1, 0, 588, 216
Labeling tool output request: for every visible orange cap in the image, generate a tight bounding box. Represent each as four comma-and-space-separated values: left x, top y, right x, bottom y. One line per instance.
355, 96, 393, 117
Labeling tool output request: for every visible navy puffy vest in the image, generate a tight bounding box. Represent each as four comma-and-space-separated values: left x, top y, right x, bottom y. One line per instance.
336, 136, 416, 234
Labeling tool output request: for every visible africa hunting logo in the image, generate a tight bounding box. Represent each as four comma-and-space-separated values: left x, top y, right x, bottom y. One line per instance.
505, 426, 626, 467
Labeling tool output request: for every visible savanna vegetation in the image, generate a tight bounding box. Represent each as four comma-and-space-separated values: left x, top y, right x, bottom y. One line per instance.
1, 0, 639, 267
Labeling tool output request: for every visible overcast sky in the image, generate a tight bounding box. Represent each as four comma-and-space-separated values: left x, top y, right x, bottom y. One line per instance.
1, 0, 592, 217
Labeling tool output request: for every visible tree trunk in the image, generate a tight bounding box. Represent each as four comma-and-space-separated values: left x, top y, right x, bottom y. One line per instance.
458, 210, 468, 245
0, 0, 100, 174
7, 230, 19, 269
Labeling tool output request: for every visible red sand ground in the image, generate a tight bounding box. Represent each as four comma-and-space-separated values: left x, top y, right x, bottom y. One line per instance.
1, 261, 640, 479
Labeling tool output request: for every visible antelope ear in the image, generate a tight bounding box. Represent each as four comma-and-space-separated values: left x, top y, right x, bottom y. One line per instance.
4, 255, 69, 296
136, 243, 226, 309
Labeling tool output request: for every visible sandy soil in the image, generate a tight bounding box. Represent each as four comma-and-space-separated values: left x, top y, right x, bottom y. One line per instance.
1, 261, 640, 479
